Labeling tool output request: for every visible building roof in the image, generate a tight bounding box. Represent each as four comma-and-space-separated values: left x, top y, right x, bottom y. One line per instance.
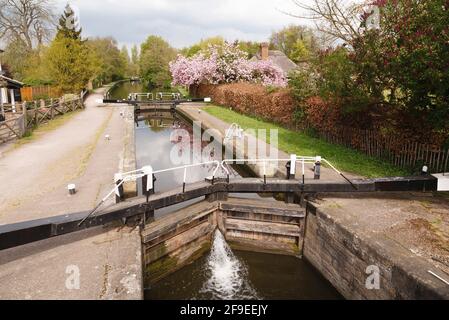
0, 74, 24, 89
251, 50, 298, 74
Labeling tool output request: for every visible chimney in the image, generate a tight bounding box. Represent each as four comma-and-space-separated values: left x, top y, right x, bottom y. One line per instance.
260, 42, 269, 61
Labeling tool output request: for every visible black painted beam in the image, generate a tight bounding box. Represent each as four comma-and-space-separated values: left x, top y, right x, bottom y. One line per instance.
103, 98, 207, 105
0, 175, 438, 251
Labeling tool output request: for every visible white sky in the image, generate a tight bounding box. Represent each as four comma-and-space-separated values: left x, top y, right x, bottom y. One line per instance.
55, 0, 311, 49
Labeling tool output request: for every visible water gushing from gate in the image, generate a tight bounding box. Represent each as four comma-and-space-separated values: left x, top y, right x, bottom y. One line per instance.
200, 230, 259, 300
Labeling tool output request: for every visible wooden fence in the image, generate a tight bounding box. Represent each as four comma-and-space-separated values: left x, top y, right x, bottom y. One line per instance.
0, 95, 85, 144
308, 125, 449, 173
20, 86, 62, 101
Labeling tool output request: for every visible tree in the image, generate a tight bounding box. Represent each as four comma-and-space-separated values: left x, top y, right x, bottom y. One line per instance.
87, 37, 126, 85
289, 0, 449, 142
2, 38, 52, 84
56, 4, 82, 40
170, 43, 287, 87
290, 40, 310, 62
0, 0, 56, 49
139, 35, 177, 88
22, 46, 54, 85
45, 36, 97, 93
269, 25, 318, 62
128, 44, 140, 76
131, 45, 139, 65
353, 0, 449, 132
120, 45, 130, 64
1, 39, 31, 80
237, 41, 260, 58
288, 0, 367, 44
120, 45, 131, 76
180, 36, 225, 57
44, 6, 96, 93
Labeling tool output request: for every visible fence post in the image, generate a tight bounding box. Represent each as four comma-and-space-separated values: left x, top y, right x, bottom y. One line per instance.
22, 102, 28, 134
314, 156, 321, 180
50, 98, 54, 119
34, 101, 38, 126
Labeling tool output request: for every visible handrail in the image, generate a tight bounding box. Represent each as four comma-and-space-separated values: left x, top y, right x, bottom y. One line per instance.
79, 160, 221, 225
79, 156, 356, 226
120, 160, 221, 178
220, 156, 355, 188
224, 123, 243, 141
129, 92, 154, 101
220, 157, 316, 175
157, 92, 181, 100
152, 160, 221, 177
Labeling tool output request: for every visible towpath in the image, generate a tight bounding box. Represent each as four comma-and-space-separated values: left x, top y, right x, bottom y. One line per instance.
178, 103, 359, 181
0, 88, 132, 224
0, 88, 142, 300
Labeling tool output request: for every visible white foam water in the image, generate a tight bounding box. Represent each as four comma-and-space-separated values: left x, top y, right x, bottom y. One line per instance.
200, 230, 259, 300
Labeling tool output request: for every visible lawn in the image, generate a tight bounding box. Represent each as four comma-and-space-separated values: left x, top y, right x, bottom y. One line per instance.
203, 105, 409, 178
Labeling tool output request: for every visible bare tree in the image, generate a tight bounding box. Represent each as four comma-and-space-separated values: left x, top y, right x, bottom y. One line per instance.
287, 0, 368, 45
0, 0, 56, 49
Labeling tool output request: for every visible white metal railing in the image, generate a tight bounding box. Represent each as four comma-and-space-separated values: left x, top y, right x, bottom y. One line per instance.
79, 156, 354, 225
79, 160, 221, 225
157, 92, 181, 100
117, 160, 221, 194
220, 157, 314, 182
136, 118, 181, 130
224, 123, 244, 141
129, 93, 154, 101
219, 156, 354, 186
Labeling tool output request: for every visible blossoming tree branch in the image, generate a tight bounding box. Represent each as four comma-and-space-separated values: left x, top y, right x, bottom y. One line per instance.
170, 42, 287, 88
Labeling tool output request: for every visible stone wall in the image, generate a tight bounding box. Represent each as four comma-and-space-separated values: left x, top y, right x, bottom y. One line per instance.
303, 202, 448, 299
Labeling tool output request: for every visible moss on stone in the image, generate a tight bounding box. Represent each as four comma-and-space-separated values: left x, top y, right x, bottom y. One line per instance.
144, 237, 212, 287
145, 254, 179, 286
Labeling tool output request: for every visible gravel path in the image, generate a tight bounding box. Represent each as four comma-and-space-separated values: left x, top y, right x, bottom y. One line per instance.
0, 88, 129, 224
0, 88, 142, 300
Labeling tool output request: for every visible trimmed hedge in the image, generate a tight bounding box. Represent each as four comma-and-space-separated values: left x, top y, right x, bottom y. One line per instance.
194, 83, 295, 127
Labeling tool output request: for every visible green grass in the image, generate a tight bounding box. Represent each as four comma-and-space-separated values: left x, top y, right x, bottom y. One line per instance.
176, 86, 190, 99
203, 105, 409, 178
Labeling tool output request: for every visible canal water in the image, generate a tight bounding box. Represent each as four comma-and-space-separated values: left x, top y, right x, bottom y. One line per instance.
146, 231, 342, 300
111, 81, 342, 300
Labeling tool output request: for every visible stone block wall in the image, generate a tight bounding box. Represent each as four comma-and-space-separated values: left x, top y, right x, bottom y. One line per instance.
303, 203, 448, 299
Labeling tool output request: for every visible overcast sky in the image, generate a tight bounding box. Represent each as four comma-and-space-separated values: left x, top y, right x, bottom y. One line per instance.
54, 0, 309, 49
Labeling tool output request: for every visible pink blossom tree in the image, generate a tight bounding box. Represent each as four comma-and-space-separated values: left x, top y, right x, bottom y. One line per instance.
170, 43, 287, 87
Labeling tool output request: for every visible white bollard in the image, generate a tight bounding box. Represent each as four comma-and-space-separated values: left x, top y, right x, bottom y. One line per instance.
68, 184, 76, 195
142, 165, 154, 194
421, 165, 428, 175
290, 154, 297, 177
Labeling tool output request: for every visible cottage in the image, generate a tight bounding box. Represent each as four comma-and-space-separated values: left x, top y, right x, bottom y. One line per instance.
0, 49, 24, 120
250, 43, 298, 75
